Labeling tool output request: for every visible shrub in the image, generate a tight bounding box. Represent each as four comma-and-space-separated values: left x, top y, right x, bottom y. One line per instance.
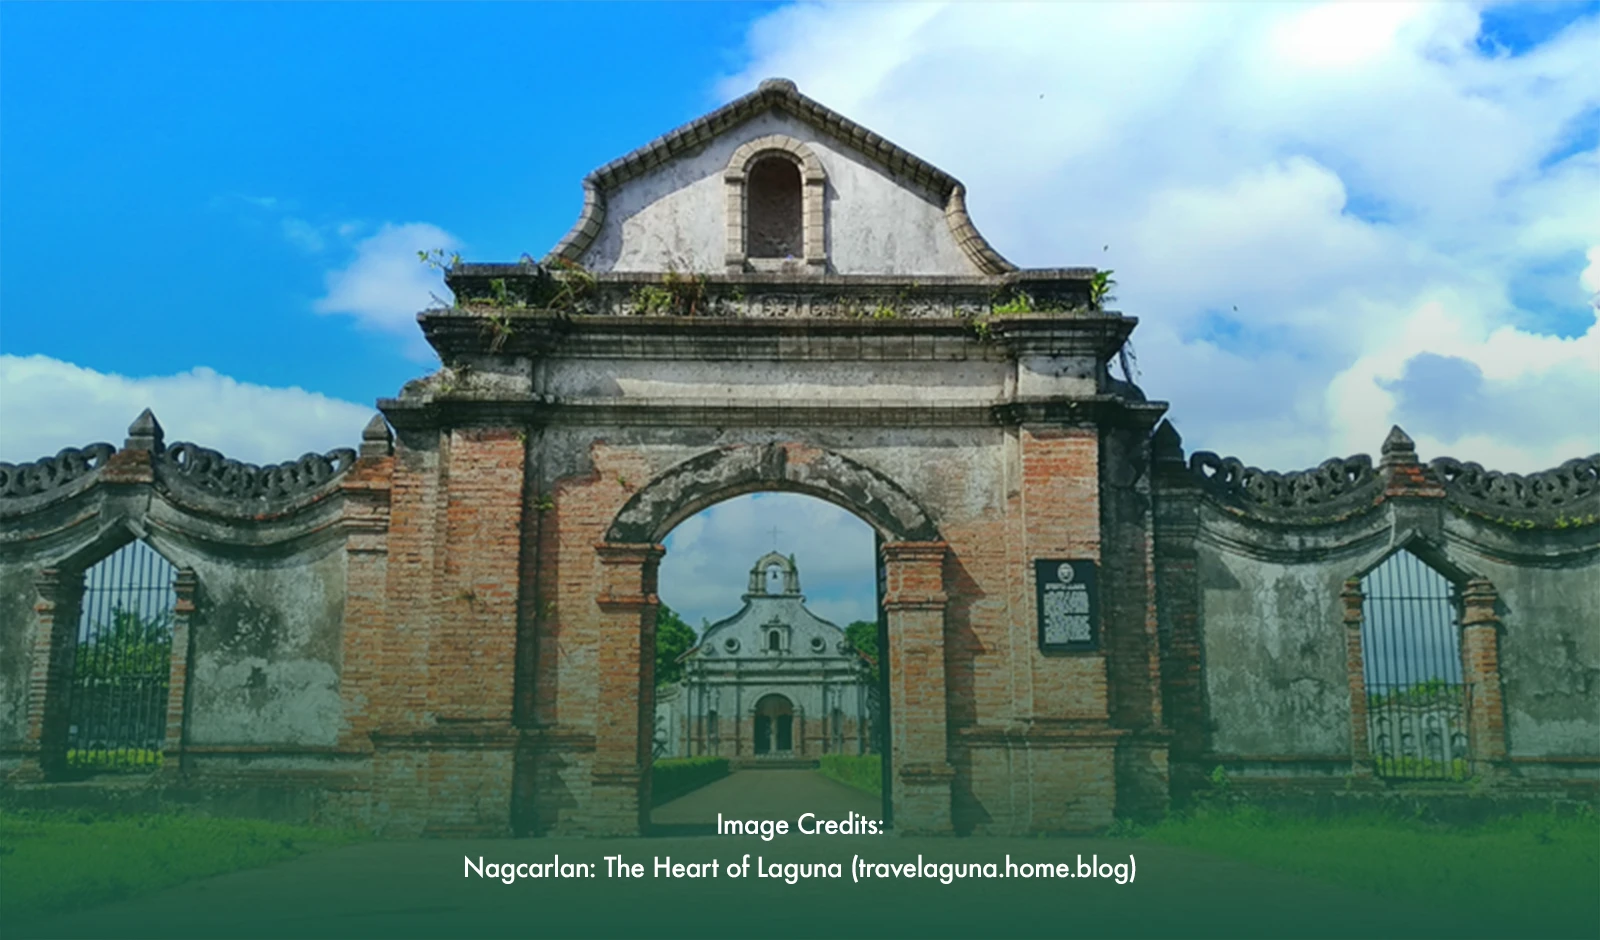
651, 757, 729, 806
66, 748, 163, 773
819, 754, 882, 797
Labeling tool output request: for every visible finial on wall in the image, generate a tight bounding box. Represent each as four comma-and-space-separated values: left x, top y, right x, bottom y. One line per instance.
361, 414, 394, 458
125, 409, 164, 454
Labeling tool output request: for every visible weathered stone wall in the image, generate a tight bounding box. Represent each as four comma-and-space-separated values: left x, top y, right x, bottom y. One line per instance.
0, 412, 394, 822
1456, 534, 1600, 763
0, 564, 38, 757
180, 547, 347, 747
1153, 423, 1600, 799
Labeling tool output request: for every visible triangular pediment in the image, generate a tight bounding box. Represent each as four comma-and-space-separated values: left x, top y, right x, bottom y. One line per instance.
545, 78, 1014, 277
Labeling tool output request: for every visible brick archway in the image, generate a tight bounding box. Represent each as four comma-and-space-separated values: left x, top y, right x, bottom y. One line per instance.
590, 442, 954, 836
607, 442, 940, 545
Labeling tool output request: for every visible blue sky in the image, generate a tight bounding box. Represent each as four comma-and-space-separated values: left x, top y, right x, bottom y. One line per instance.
4, 2, 1598, 631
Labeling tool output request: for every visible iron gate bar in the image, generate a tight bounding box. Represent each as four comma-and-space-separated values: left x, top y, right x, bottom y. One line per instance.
1360, 550, 1468, 781
64, 541, 177, 774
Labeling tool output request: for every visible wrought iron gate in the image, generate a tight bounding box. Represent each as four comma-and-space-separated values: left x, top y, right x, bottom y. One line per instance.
63, 541, 177, 773
1360, 550, 1469, 781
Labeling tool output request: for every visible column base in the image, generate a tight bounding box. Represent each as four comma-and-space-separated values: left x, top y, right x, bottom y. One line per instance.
893, 762, 954, 835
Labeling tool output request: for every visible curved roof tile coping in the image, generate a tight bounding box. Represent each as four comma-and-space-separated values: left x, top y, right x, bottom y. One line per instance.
544, 78, 1018, 276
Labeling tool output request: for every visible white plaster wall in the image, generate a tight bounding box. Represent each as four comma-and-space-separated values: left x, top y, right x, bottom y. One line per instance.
579, 111, 980, 276
1199, 549, 1352, 758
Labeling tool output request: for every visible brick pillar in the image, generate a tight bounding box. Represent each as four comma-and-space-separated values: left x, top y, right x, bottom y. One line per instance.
1461, 578, 1508, 769
591, 542, 664, 836
339, 420, 393, 749
1341, 578, 1372, 775
12, 568, 82, 782
158, 568, 197, 780
881, 540, 953, 835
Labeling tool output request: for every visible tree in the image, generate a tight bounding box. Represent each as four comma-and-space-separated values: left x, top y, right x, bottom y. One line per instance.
655, 603, 697, 686
76, 606, 173, 682
845, 620, 880, 683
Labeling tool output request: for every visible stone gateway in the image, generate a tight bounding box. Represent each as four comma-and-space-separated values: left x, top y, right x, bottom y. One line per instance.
2, 80, 1596, 837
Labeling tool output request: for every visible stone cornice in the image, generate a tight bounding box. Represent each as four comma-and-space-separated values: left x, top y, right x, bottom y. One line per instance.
377, 393, 1166, 434
422, 290, 1128, 359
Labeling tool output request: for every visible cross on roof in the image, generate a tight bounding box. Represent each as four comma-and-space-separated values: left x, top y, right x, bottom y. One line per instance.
769, 525, 781, 548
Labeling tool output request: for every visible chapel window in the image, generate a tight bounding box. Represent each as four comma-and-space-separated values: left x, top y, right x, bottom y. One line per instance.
746, 157, 803, 259
767, 629, 783, 652
724, 135, 826, 273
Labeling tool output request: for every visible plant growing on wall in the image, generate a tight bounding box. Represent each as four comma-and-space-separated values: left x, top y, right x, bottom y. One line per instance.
549, 256, 596, 306
663, 265, 709, 316
992, 290, 1036, 315
1090, 269, 1117, 310
483, 311, 515, 353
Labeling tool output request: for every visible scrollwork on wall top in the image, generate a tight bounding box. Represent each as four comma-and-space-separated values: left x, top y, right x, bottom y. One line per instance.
0, 444, 117, 501
1187, 451, 1381, 521
157, 441, 358, 509
1430, 454, 1599, 519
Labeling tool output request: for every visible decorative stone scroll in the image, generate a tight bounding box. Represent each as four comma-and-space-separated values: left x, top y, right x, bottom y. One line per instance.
157, 442, 357, 509
1430, 454, 1600, 521
1187, 451, 1381, 521
0, 444, 116, 500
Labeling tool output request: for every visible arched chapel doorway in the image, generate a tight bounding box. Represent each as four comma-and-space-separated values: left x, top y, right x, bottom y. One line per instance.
753, 693, 794, 755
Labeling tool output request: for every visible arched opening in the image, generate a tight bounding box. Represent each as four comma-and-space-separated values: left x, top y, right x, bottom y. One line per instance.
63, 540, 179, 775
646, 490, 886, 832
1359, 549, 1468, 780
746, 156, 802, 259
754, 693, 794, 754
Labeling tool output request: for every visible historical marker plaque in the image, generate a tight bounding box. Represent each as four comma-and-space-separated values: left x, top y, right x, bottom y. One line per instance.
1035, 559, 1098, 652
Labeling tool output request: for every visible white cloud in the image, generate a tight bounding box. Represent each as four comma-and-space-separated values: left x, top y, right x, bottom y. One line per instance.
1582, 245, 1600, 299
0, 355, 375, 466
313, 223, 461, 342
280, 217, 327, 253
660, 493, 877, 633
719, 1, 1600, 472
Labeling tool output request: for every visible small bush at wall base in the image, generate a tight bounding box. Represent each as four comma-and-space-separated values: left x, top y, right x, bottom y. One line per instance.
1372, 755, 1471, 781
818, 754, 882, 797
651, 757, 730, 806
65, 748, 163, 773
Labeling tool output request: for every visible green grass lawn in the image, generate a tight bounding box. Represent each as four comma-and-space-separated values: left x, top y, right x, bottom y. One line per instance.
812, 760, 1596, 933
818, 754, 883, 796
0, 809, 367, 924
1126, 805, 1600, 932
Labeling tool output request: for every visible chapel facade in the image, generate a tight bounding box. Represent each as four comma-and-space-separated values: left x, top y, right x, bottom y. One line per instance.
653, 552, 876, 763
